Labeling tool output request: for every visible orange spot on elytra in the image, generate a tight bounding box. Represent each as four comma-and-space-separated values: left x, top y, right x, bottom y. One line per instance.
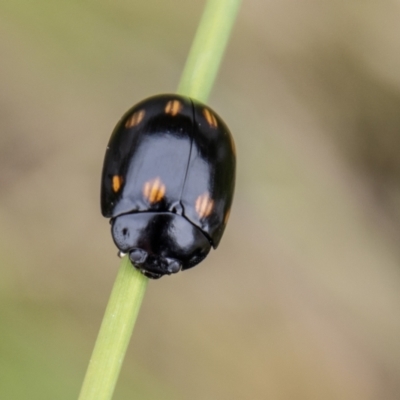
203, 108, 218, 128
112, 175, 123, 192
165, 100, 182, 116
223, 208, 231, 225
125, 109, 145, 128
195, 193, 214, 219
143, 177, 166, 203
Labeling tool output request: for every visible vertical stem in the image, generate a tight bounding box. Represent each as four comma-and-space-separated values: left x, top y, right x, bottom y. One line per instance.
177, 0, 242, 102
78, 257, 148, 400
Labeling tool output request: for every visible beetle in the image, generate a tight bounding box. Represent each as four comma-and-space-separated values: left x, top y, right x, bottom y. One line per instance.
101, 94, 235, 279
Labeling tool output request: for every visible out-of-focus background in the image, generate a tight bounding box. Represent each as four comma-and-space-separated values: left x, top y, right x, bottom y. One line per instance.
1, 0, 400, 399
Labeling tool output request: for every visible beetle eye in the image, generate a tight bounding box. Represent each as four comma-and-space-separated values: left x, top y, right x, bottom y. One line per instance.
129, 248, 147, 264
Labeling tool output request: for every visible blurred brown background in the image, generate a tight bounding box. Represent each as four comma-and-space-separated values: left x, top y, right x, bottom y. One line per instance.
1, 0, 400, 399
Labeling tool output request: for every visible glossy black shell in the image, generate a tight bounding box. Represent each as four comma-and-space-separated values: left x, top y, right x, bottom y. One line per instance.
101, 94, 235, 278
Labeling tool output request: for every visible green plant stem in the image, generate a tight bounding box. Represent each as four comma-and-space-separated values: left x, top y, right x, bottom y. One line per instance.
78, 0, 241, 399
177, 0, 242, 103
78, 256, 147, 400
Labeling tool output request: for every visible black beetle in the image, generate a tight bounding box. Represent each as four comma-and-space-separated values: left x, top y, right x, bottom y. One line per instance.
101, 94, 235, 279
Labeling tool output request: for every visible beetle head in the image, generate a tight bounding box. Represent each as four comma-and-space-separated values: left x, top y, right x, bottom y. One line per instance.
111, 212, 211, 279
